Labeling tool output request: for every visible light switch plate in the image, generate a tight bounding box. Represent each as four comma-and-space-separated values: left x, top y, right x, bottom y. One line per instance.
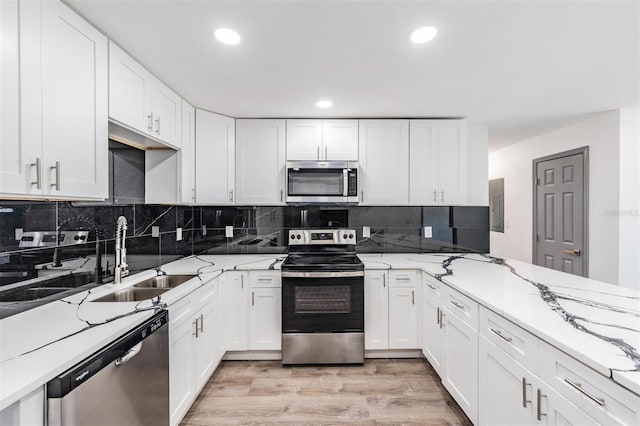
15, 228, 23, 241
363, 226, 371, 238
225, 226, 234, 238
202, 225, 207, 236
152, 226, 160, 237
423, 226, 432, 238
176, 227, 183, 241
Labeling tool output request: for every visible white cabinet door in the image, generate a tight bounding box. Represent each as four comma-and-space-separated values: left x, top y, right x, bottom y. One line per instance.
409, 120, 439, 205
478, 335, 535, 426
0, 0, 35, 196
389, 286, 419, 349
223, 271, 248, 350
169, 317, 195, 426
236, 119, 286, 205
358, 120, 409, 205
249, 287, 282, 350
108, 41, 150, 134
422, 290, 445, 376
179, 100, 195, 203
194, 300, 218, 390
438, 120, 467, 205
286, 119, 323, 160
195, 109, 235, 204
39, 0, 108, 198
364, 270, 389, 350
149, 80, 182, 148
539, 384, 599, 426
442, 306, 478, 424
322, 120, 358, 161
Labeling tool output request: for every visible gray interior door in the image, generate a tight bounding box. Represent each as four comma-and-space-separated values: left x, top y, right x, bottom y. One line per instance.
535, 153, 585, 276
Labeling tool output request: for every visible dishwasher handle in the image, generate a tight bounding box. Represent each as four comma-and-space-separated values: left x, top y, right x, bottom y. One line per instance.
115, 342, 143, 366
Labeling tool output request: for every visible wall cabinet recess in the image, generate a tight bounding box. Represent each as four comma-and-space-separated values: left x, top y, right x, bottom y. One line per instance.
364, 270, 389, 350
236, 119, 286, 205
286, 119, 358, 161
1, 0, 108, 199
409, 119, 467, 205
358, 120, 410, 205
195, 109, 235, 204
109, 41, 181, 148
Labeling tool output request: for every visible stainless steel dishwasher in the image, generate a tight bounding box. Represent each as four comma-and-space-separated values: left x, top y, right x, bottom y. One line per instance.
46, 310, 169, 426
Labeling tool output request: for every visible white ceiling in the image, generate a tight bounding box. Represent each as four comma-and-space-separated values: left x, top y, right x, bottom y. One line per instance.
66, 0, 639, 150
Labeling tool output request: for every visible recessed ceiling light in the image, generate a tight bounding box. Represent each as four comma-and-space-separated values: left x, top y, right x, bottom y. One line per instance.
316, 100, 333, 109
214, 28, 241, 45
410, 26, 437, 44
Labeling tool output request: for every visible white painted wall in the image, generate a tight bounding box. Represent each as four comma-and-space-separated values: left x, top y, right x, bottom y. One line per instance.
467, 125, 489, 206
618, 105, 640, 289
489, 111, 621, 285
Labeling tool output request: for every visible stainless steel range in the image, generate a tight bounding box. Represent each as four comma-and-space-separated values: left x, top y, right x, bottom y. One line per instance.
281, 229, 364, 365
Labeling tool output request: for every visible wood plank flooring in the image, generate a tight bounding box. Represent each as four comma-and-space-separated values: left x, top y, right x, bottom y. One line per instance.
181, 359, 472, 425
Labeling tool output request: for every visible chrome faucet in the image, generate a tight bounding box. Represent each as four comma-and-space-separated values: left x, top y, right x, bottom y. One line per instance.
114, 216, 129, 284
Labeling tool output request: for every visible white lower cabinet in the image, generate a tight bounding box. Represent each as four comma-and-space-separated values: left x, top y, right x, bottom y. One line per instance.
248, 271, 282, 350
422, 290, 445, 376
194, 299, 219, 386
223, 271, 249, 351
169, 313, 196, 426
364, 270, 389, 350
388, 270, 419, 349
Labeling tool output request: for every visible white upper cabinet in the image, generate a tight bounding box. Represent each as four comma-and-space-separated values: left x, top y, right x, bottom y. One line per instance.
195, 109, 235, 204
109, 41, 181, 148
2, 0, 108, 199
410, 119, 467, 205
358, 120, 409, 205
179, 100, 196, 203
236, 119, 286, 205
286, 119, 358, 161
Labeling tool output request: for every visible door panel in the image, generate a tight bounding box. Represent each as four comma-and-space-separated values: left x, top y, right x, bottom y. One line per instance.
286, 120, 323, 160
535, 152, 585, 276
364, 271, 389, 350
322, 120, 358, 161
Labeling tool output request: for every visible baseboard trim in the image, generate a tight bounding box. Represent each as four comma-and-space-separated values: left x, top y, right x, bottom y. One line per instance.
365, 349, 423, 358
221, 349, 424, 361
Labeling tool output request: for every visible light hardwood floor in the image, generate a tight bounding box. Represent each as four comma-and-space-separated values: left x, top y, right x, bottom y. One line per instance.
181, 358, 472, 425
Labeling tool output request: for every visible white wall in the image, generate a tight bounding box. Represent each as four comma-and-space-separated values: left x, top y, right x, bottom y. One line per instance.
489, 111, 622, 285
467, 125, 489, 206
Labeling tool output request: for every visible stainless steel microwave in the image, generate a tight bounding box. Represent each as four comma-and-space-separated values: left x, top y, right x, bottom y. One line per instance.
286, 161, 359, 204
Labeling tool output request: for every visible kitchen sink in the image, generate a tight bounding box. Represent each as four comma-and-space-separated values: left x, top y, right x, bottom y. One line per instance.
0, 272, 94, 302
133, 274, 196, 289
92, 287, 170, 302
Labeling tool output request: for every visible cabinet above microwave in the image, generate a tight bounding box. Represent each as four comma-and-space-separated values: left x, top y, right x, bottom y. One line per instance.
286, 161, 359, 205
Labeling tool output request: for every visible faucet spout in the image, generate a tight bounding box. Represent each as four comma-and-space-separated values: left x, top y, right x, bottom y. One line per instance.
115, 216, 129, 284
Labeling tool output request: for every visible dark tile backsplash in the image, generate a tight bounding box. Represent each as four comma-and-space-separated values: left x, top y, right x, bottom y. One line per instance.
0, 201, 489, 280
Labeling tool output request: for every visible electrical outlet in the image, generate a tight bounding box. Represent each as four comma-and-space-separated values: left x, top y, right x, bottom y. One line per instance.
225, 226, 234, 238
423, 226, 432, 238
363, 226, 370, 238
176, 227, 183, 241
15, 228, 23, 241
202, 225, 207, 236
152, 226, 160, 237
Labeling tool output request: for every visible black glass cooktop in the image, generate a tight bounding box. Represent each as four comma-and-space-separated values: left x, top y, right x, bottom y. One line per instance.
282, 253, 364, 271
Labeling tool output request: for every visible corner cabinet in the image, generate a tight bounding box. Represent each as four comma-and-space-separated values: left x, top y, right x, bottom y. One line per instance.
1, 0, 108, 199
286, 119, 358, 161
195, 109, 235, 204
358, 120, 409, 205
236, 120, 286, 205
409, 119, 467, 205
109, 41, 181, 148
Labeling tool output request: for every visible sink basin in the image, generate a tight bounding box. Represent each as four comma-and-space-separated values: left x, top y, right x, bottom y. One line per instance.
0, 272, 94, 302
92, 287, 170, 302
133, 274, 196, 289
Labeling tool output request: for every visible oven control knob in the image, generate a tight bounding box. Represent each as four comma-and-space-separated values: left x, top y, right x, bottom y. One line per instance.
296, 235, 301, 240
343, 234, 348, 239
349, 234, 354, 239
290, 235, 295, 240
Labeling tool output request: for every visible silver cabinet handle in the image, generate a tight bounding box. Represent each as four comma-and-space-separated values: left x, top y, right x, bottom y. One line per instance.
30, 158, 42, 189
439, 310, 445, 328
280, 189, 284, 202
155, 116, 160, 135
192, 188, 196, 202
199, 314, 204, 333
426, 282, 437, 290
563, 249, 582, 257
317, 146, 320, 160
193, 319, 199, 337
450, 300, 464, 310
241, 274, 244, 288
147, 113, 153, 132
396, 276, 411, 281
115, 342, 142, 366
411, 290, 415, 305
382, 274, 386, 287
252, 291, 255, 306
324, 146, 327, 160
440, 190, 444, 203
564, 379, 605, 406
436, 307, 441, 325
360, 190, 364, 202
433, 190, 436, 202
536, 389, 547, 420
522, 378, 531, 407
490, 328, 513, 343
229, 190, 233, 201
50, 161, 60, 191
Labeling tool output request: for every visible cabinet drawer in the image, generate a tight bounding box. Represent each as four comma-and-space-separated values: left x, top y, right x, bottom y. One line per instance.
389, 270, 418, 287
249, 271, 282, 288
539, 342, 640, 426
168, 297, 193, 329
423, 273, 445, 304
443, 285, 478, 330
479, 307, 539, 373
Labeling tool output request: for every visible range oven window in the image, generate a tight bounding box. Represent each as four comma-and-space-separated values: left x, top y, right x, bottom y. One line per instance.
288, 169, 345, 196
295, 285, 351, 314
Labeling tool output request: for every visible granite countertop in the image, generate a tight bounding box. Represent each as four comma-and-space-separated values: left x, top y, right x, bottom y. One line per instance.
1, 252, 638, 411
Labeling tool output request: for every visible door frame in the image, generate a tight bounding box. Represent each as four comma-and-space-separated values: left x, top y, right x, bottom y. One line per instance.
532, 146, 590, 277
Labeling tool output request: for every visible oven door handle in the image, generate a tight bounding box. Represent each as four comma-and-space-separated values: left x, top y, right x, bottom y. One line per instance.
282, 271, 365, 278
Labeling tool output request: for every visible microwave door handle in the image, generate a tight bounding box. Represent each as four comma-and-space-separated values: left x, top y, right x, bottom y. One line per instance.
343, 169, 348, 196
